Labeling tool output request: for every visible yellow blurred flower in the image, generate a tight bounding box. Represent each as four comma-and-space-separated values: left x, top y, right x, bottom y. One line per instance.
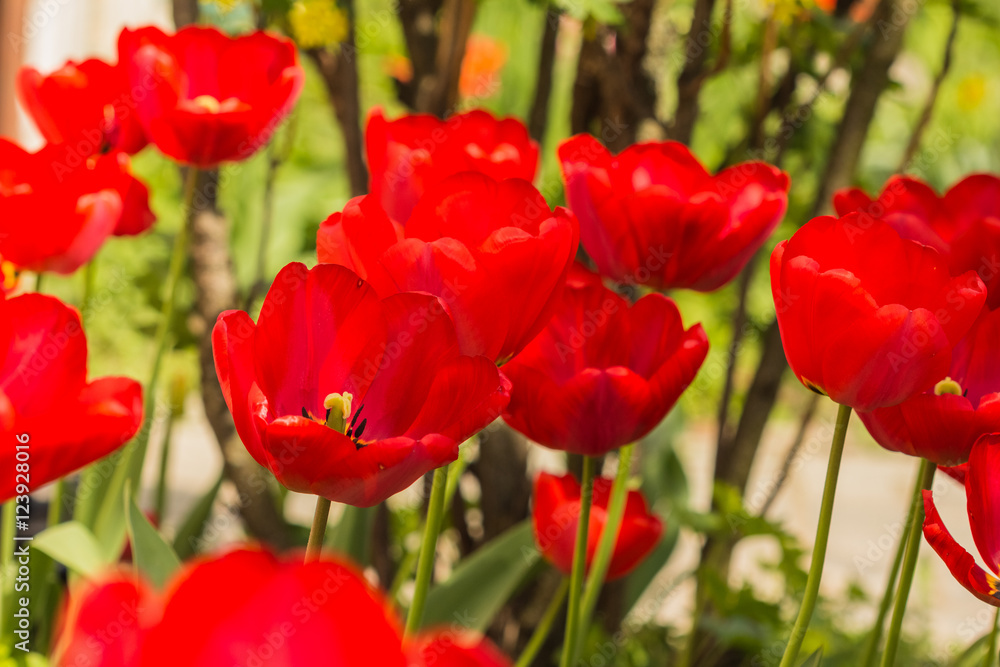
957, 74, 987, 112
289, 0, 349, 50
205, 0, 243, 12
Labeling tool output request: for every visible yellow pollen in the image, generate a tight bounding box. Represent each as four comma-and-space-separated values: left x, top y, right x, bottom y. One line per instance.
934, 377, 963, 396
323, 392, 353, 433
191, 95, 222, 113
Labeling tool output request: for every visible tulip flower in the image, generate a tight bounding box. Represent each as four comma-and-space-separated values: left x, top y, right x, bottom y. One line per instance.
0, 138, 125, 274
558, 134, 789, 291
405, 632, 512, 666
17, 57, 147, 156
0, 293, 143, 502
212, 262, 510, 507
501, 264, 707, 456
834, 174, 1000, 309
923, 433, 1000, 606
316, 173, 579, 363
118, 26, 304, 167
55, 549, 408, 666
532, 472, 662, 580
366, 108, 538, 223
770, 214, 986, 411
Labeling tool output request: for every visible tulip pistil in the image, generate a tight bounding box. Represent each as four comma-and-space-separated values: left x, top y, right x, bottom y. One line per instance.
934, 377, 963, 396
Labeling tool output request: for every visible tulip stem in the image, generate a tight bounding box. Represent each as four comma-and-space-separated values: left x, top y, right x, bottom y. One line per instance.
860, 458, 924, 667
305, 496, 332, 563
405, 465, 449, 637
879, 457, 936, 667
575, 444, 634, 657
778, 402, 852, 667
560, 455, 596, 667
516, 577, 570, 667
983, 607, 999, 667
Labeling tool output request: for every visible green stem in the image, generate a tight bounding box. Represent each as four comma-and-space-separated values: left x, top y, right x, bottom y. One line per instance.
879, 457, 936, 667
304, 496, 332, 563
778, 403, 852, 667
1, 501, 14, 647
48, 479, 65, 527
155, 417, 175, 522
516, 578, 570, 667
81, 257, 97, 318
860, 459, 924, 667
983, 607, 999, 667
576, 444, 634, 657
33, 272, 44, 294
405, 466, 449, 637
560, 456, 597, 667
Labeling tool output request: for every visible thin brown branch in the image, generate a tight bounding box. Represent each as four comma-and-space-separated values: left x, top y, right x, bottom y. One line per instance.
415, 0, 477, 116
669, 0, 725, 145
528, 7, 561, 143
714, 258, 755, 451
896, 0, 960, 172
760, 392, 821, 517
812, 0, 915, 216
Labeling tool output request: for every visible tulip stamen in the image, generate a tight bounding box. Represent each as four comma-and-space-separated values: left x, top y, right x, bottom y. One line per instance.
934, 377, 963, 396
346, 404, 368, 450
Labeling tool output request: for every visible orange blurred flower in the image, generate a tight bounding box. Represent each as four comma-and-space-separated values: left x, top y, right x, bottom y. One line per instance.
459, 35, 507, 99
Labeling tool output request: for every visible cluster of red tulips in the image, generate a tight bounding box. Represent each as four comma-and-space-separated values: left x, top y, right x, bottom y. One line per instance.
3, 19, 1000, 667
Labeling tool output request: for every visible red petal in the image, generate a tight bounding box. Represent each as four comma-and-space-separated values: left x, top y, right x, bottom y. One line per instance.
212, 310, 269, 467
967, 434, 1000, 575
923, 489, 1000, 606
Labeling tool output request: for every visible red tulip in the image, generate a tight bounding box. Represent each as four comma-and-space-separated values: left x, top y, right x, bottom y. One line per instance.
405, 632, 512, 666
212, 262, 510, 507
118, 26, 304, 167
54, 575, 156, 667
0, 138, 123, 274
923, 433, 1000, 606
501, 264, 707, 456
0, 293, 143, 502
366, 108, 539, 223
55, 549, 407, 666
835, 174, 1000, 309
770, 214, 986, 410
17, 57, 147, 156
532, 472, 663, 581
857, 307, 1000, 466
316, 173, 579, 363
558, 134, 789, 291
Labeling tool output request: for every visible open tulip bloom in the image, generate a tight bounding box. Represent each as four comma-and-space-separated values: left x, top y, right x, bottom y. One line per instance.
54, 547, 512, 666
0, 293, 143, 501
558, 134, 789, 292
317, 172, 579, 363
366, 107, 539, 223
212, 262, 510, 507
502, 264, 708, 456
118, 25, 304, 167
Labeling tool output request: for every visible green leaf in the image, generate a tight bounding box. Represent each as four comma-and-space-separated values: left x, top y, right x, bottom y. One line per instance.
32, 521, 108, 578
623, 520, 680, 615
326, 505, 376, 566
421, 520, 542, 632
799, 648, 823, 666
125, 483, 180, 589
172, 472, 225, 560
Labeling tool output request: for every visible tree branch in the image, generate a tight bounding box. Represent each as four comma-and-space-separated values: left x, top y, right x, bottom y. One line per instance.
528, 7, 561, 143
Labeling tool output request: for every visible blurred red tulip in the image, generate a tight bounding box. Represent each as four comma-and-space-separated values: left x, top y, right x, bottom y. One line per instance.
532, 471, 662, 581
366, 108, 538, 223
212, 262, 510, 507
56, 549, 407, 666
502, 265, 707, 456
405, 631, 512, 666
0, 293, 143, 502
770, 214, 986, 410
317, 173, 578, 363
558, 134, 789, 291
0, 138, 124, 274
17, 57, 147, 156
118, 26, 303, 167
923, 433, 1000, 606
